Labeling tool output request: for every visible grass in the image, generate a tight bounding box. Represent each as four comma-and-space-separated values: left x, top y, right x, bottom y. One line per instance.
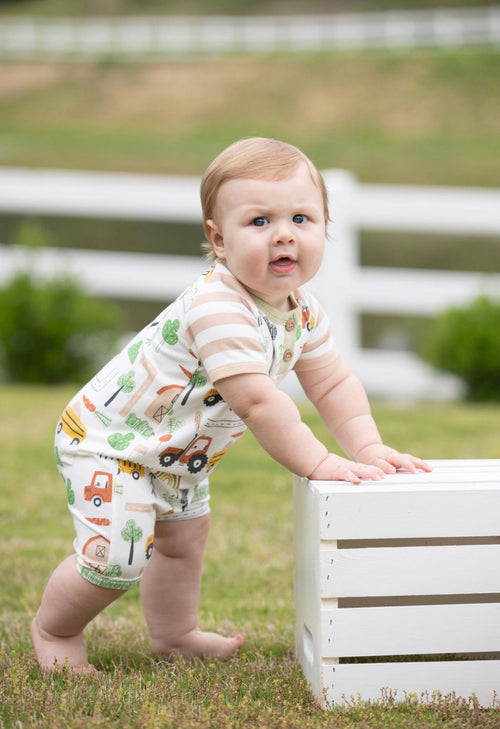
1, 384, 500, 727
0, 0, 493, 17
1, 48, 499, 186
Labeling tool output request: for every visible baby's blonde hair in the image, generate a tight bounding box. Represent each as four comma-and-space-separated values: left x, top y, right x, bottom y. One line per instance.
200, 137, 330, 258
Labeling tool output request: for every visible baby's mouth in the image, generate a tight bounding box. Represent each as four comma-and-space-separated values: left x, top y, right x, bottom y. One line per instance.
269, 256, 297, 274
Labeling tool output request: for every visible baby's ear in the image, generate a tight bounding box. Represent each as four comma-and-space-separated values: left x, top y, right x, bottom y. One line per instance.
205, 220, 225, 258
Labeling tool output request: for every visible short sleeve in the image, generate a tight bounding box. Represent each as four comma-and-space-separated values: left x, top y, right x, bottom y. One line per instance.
185, 267, 268, 383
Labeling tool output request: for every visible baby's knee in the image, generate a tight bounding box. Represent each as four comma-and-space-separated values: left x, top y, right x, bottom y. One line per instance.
152, 514, 211, 560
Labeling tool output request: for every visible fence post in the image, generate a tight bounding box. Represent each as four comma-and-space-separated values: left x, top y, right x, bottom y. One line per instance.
314, 170, 360, 366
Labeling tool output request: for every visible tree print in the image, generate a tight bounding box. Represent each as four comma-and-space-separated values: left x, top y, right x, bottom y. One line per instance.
107, 432, 135, 451
121, 519, 143, 566
181, 370, 207, 405
105, 370, 136, 407
162, 319, 180, 346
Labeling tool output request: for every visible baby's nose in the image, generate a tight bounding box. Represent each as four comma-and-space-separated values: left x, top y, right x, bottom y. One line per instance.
272, 222, 295, 244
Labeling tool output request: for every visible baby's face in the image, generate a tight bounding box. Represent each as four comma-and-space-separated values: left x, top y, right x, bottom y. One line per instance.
205, 163, 326, 312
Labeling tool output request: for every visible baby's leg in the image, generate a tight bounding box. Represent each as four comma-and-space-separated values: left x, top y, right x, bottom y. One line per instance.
140, 514, 243, 660
31, 555, 125, 672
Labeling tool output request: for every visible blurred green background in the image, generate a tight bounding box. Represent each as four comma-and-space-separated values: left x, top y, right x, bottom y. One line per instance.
0, 0, 499, 344
1, 0, 498, 15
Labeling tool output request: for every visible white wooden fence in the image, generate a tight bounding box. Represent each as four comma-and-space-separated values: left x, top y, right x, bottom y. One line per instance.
0, 7, 499, 58
1, 166, 499, 401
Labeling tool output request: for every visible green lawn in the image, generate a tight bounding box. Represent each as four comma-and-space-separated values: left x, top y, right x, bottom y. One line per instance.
0, 0, 492, 17
1, 385, 500, 728
1, 48, 499, 187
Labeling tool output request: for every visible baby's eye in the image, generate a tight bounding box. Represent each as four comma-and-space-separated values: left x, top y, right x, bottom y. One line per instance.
293, 214, 308, 224
252, 216, 269, 227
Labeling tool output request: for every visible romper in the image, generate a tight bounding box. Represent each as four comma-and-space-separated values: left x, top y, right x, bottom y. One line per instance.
55, 260, 337, 589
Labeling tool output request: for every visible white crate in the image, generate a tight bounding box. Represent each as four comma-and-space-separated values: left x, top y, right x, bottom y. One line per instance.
293, 459, 500, 706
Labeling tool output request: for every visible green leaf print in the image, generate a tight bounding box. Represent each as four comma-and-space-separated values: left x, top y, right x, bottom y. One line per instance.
166, 416, 183, 432
121, 519, 143, 565
128, 341, 142, 364
162, 319, 180, 346
107, 432, 135, 451
65, 477, 75, 505
106, 564, 122, 577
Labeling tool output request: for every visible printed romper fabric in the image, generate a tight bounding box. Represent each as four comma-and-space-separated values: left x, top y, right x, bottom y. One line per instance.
55, 260, 337, 589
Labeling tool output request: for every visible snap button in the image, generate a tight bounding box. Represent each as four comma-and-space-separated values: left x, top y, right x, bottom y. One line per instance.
285, 319, 295, 331
283, 349, 293, 362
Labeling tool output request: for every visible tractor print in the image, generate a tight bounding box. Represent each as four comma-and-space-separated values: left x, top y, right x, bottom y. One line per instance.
158, 435, 212, 474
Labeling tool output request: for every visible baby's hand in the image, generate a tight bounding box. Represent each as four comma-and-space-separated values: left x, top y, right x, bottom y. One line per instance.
307, 453, 386, 484
355, 444, 432, 475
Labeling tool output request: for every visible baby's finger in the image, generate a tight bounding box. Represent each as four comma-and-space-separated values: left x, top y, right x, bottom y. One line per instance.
386, 453, 432, 473
352, 463, 386, 482
413, 457, 433, 472
386, 453, 418, 472
371, 458, 397, 474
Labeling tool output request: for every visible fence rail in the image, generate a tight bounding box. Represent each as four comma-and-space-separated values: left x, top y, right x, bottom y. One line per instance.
1, 167, 499, 401
0, 7, 499, 58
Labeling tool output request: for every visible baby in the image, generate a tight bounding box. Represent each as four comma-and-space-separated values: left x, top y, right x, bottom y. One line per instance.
31, 137, 431, 673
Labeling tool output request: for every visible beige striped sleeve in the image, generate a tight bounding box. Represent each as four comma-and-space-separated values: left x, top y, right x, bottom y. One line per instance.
185, 285, 268, 383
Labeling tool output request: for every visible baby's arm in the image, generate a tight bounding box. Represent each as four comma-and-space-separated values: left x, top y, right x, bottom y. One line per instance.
214, 373, 386, 483
297, 353, 432, 477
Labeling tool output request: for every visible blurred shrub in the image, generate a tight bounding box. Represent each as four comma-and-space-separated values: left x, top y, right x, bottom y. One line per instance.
422, 296, 500, 402
0, 223, 123, 384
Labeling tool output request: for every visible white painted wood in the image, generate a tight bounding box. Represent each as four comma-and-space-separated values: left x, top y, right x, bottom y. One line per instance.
293, 461, 500, 707
318, 488, 500, 540
0, 168, 202, 221
353, 267, 500, 316
293, 470, 324, 700
324, 661, 500, 707
321, 603, 500, 657
1, 9, 499, 58
319, 545, 500, 598
312, 461, 500, 539
0, 244, 206, 301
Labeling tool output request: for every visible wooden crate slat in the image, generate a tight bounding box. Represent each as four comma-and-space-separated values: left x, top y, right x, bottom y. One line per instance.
324, 660, 500, 706
319, 544, 500, 597
319, 489, 500, 539
321, 602, 500, 657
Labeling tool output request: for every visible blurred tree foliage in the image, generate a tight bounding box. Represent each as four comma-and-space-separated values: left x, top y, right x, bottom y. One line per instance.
422, 296, 500, 402
0, 223, 123, 384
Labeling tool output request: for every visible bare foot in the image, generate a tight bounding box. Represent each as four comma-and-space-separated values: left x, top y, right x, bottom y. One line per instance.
30, 616, 99, 674
154, 629, 244, 661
